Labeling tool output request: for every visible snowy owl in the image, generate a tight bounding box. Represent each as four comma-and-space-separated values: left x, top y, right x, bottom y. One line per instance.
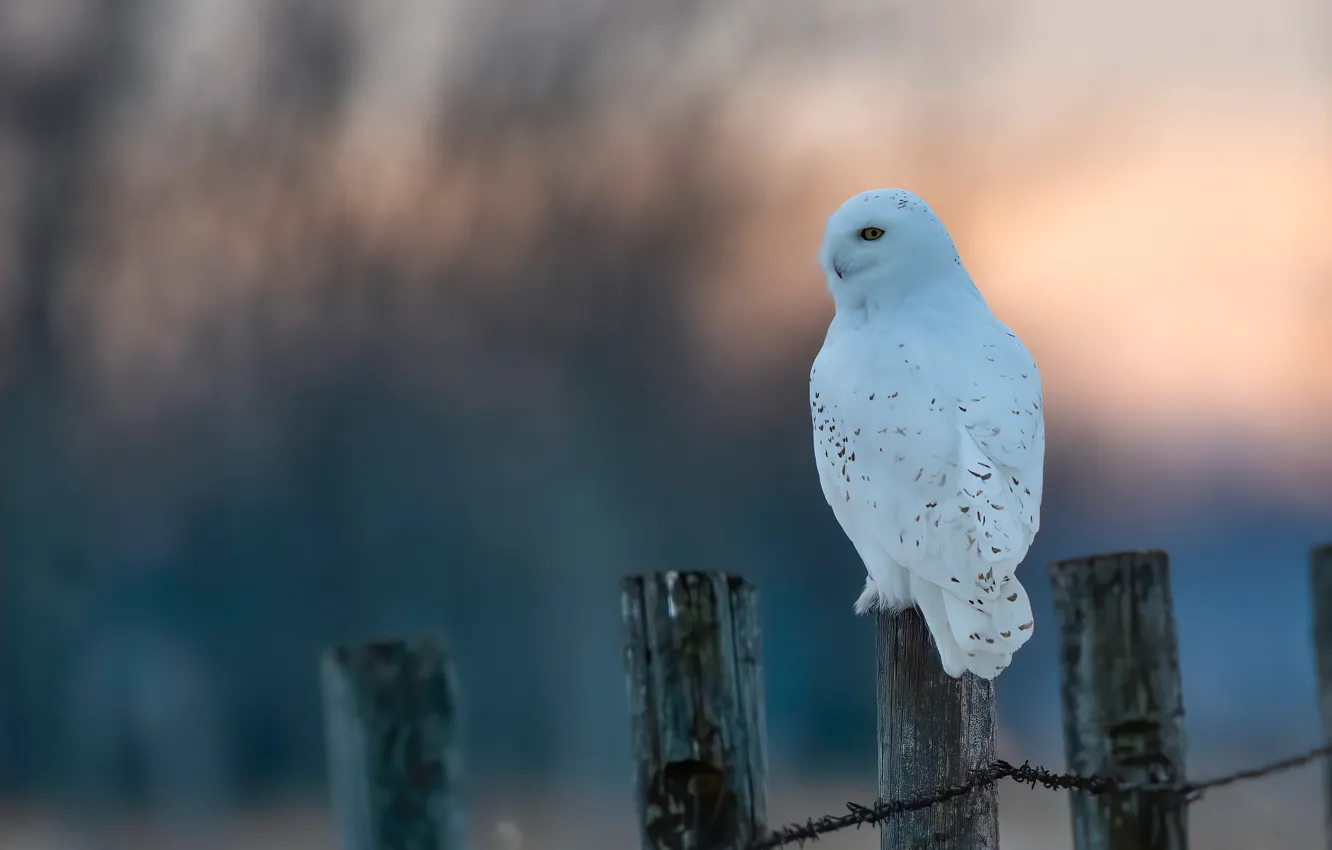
809, 189, 1045, 680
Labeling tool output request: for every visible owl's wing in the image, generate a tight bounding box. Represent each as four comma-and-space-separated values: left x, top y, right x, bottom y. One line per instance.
951, 321, 1045, 560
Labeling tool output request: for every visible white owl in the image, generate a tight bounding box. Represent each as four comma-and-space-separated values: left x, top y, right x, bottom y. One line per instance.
809, 189, 1045, 680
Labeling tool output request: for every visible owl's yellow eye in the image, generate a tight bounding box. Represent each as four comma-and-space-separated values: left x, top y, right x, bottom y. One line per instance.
859, 227, 884, 241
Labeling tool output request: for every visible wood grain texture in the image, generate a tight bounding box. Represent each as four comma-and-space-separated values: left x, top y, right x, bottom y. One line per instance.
1049, 550, 1187, 850
1310, 543, 1332, 850
320, 635, 463, 850
877, 607, 998, 850
621, 572, 768, 850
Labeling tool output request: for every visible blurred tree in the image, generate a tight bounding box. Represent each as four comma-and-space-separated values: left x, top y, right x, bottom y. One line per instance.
0, 0, 148, 792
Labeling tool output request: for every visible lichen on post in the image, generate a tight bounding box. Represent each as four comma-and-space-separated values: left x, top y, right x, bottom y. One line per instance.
620, 572, 768, 850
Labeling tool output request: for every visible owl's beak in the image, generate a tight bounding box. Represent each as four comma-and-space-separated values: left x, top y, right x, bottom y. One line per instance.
832, 259, 843, 280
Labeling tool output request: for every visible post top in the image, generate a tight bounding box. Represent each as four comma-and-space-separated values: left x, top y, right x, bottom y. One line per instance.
620, 571, 755, 593
1049, 549, 1169, 571
324, 633, 450, 664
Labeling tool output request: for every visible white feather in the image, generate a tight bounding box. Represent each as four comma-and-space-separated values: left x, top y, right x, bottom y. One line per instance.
810, 188, 1045, 679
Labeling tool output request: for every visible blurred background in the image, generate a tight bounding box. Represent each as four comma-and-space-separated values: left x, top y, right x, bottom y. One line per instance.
1, 0, 1330, 847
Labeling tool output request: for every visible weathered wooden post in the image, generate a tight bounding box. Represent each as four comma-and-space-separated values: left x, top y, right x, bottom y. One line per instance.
877, 608, 998, 850
1049, 550, 1188, 850
621, 572, 768, 850
1309, 543, 1332, 850
320, 635, 464, 850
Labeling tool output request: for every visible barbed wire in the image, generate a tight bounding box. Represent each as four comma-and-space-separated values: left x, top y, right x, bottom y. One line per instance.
751, 742, 1332, 849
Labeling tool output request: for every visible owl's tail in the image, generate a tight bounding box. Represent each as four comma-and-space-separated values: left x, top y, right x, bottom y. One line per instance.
908, 574, 1015, 680
939, 571, 1033, 660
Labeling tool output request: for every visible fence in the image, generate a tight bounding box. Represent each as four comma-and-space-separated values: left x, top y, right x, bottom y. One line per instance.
315, 544, 1332, 850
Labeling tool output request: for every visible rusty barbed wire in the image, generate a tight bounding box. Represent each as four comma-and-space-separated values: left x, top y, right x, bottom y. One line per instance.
751, 743, 1332, 849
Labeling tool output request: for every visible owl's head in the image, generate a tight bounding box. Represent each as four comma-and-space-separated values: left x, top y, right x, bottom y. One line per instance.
817, 189, 966, 303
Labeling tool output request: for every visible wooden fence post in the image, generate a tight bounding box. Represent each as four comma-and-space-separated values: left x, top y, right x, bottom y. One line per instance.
1049, 550, 1188, 850
1309, 543, 1332, 850
620, 572, 768, 850
877, 607, 998, 850
320, 635, 464, 850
